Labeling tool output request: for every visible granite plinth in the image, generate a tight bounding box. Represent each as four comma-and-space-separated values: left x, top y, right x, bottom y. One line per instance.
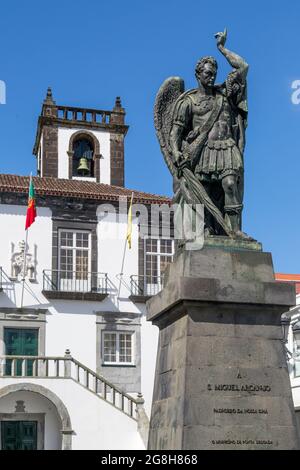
203, 235, 263, 252
146, 246, 299, 450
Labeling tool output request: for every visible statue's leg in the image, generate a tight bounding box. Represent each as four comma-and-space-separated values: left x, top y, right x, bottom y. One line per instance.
222, 175, 242, 232
222, 174, 240, 206
210, 180, 225, 235
221, 174, 253, 240
201, 180, 216, 236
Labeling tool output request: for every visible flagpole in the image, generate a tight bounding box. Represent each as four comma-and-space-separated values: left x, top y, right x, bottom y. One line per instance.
20, 229, 28, 308
117, 236, 128, 299
20, 173, 32, 309
117, 192, 134, 298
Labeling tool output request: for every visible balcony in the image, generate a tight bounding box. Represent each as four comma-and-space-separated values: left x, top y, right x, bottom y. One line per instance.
42, 270, 108, 301
129, 275, 164, 303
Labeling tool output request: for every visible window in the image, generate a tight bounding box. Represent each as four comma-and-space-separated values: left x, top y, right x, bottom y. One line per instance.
102, 331, 134, 365
72, 137, 94, 177
145, 238, 174, 288
58, 230, 91, 291
294, 325, 300, 377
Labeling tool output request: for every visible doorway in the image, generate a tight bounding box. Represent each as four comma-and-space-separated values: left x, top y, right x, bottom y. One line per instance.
4, 328, 38, 376
1, 421, 37, 450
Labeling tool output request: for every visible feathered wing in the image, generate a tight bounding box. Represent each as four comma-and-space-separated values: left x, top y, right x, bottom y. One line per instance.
154, 77, 185, 177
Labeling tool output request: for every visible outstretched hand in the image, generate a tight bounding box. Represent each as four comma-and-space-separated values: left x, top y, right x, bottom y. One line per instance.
215, 28, 227, 47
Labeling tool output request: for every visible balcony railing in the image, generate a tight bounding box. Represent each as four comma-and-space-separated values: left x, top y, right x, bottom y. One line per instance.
0, 354, 144, 420
42, 270, 108, 300
57, 106, 112, 125
130, 275, 164, 299
0, 267, 3, 291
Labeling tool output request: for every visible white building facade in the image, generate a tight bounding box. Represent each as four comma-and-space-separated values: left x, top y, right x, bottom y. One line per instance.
0, 90, 174, 450
275, 274, 300, 435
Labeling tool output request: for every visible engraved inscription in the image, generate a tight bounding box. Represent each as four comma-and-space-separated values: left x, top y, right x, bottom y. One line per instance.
209, 381, 273, 447
207, 384, 271, 392
211, 439, 273, 446
213, 408, 268, 414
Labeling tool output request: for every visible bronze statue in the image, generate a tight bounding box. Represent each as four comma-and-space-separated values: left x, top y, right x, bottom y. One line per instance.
154, 29, 252, 239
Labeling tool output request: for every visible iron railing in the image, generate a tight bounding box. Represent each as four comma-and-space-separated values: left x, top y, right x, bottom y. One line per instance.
130, 275, 164, 297
0, 354, 143, 420
43, 270, 108, 294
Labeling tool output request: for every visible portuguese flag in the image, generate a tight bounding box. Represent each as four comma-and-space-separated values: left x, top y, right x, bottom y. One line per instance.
25, 176, 37, 230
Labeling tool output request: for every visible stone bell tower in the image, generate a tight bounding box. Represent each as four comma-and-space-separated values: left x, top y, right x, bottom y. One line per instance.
33, 88, 129, 186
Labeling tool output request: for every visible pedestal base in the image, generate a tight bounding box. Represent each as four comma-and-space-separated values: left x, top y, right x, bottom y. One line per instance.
147, 246, 299, 450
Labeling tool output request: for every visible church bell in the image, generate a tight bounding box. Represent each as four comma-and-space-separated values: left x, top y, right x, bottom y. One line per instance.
77, 157, 89, 176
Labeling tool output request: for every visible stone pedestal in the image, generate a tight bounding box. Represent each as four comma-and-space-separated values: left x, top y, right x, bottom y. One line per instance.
146, 242, 299, 450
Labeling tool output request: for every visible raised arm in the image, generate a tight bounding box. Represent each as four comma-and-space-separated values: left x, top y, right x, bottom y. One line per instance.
215, 29, 248, 75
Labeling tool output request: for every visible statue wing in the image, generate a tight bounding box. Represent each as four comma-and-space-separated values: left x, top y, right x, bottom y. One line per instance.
154, 77, 185, 177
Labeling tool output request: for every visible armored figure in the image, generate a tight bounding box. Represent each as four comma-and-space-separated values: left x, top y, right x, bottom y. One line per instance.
154, 30, 252, 239
11, 240, 35, 280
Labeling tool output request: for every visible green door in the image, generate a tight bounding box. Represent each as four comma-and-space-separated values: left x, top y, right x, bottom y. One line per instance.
1, 421, 37, 450
4, 329, 38, 376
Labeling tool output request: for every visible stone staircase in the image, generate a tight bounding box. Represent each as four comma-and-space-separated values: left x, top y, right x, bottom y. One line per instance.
0, 350, 149, 445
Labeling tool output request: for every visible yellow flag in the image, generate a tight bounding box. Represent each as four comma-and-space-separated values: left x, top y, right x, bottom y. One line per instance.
126, 192, 134, 249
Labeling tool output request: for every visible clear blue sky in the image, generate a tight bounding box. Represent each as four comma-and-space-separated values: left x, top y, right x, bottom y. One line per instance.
0, 0, 299, 273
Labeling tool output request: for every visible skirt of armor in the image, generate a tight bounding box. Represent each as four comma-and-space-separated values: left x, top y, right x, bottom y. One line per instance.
195, 138, 243, 179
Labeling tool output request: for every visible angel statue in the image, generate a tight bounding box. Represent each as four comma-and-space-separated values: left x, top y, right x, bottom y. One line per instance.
154, 29, 253, 240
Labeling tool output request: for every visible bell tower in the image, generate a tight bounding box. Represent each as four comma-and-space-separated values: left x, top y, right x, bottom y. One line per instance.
33, 88, 129, 186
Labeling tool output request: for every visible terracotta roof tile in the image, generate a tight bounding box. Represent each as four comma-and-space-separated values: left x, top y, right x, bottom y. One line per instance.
275, 273, 300, 295
275, 273, 300, 281
0, 174, 172, 205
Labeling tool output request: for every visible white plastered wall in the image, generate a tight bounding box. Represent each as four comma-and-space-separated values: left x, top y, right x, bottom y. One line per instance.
96, 207, 141, 313
0, 204, 99, 369
0, 204, 52, 306
140, 314, 158, 417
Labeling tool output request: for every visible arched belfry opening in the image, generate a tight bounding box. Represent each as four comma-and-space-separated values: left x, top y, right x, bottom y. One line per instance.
68, 130, 101, 181
72, 136, 94, 177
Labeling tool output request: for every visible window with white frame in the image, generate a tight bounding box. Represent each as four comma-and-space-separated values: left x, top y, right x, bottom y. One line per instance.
102, 331, 134, 365
145, 238, 174, 284
58, 230, 91, 280
293, 322, 300, 377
